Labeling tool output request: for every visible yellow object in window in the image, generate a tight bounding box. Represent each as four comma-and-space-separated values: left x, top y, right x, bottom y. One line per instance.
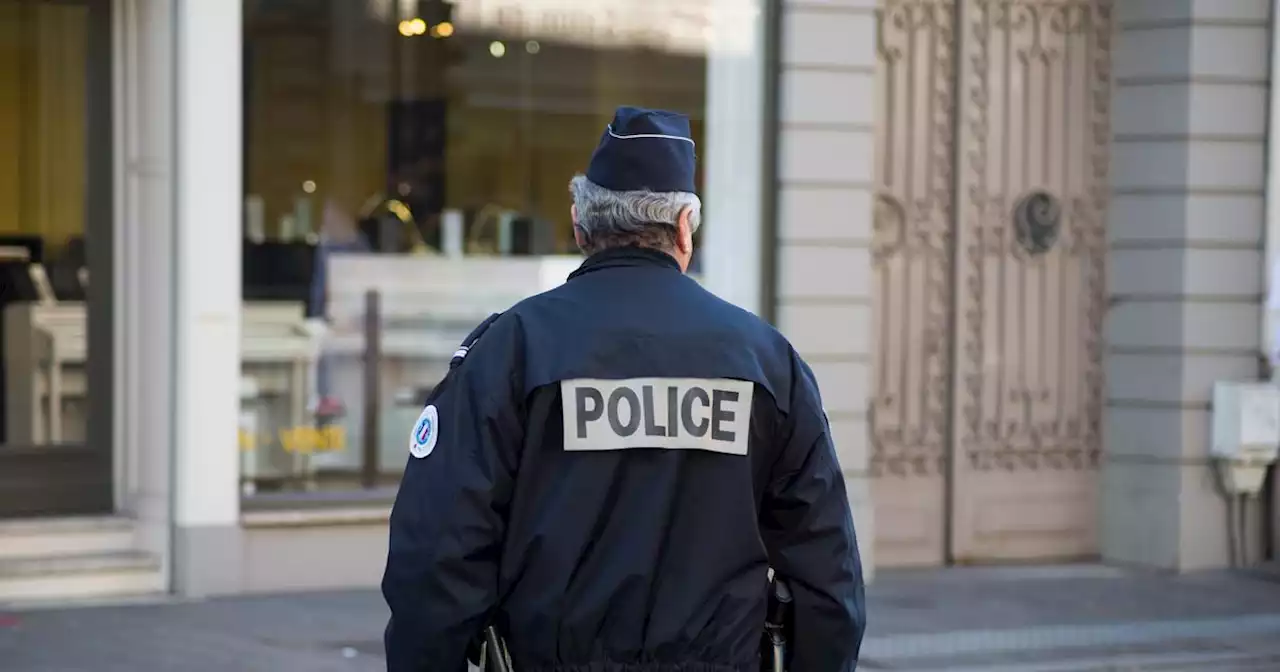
318, 425, 347, 452
277, 425, 348, 454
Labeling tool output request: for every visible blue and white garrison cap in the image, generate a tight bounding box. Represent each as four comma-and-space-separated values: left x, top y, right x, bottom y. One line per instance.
585, 106, 697, 194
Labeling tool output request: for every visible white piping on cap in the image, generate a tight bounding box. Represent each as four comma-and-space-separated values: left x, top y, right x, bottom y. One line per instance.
607, 125, 695, 146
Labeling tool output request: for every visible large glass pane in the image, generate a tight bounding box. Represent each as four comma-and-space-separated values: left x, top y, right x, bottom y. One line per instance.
0, 0, 112, 517
240, 0, 754, 503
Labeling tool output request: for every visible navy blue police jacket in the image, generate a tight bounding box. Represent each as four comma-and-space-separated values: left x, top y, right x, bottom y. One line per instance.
382, 246, 866, 672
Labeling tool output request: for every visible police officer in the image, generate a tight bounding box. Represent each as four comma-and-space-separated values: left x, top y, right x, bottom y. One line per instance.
382, 106, 866, 671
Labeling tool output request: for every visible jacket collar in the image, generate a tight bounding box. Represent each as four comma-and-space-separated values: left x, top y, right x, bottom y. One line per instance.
567, 246, 681, 280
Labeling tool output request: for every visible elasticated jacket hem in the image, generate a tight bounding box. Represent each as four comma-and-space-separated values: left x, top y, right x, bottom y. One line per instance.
521, 662, 755, 672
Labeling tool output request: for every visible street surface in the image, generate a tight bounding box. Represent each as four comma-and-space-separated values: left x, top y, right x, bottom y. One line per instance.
3, 564, 1280, 671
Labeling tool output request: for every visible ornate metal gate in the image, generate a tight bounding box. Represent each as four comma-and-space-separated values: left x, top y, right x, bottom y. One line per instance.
871, 0, 1110, 566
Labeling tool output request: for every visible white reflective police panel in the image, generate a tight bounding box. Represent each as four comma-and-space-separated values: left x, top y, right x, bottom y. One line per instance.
560, 378, 754, 455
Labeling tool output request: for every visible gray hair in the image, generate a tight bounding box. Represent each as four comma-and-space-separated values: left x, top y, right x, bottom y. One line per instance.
568, 175, 701, 254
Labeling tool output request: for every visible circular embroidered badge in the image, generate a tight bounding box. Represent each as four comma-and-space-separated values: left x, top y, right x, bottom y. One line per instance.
409, 405, 439, 459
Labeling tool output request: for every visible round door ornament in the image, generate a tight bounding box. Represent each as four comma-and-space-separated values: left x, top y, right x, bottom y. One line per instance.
1013, 190, 1061, 255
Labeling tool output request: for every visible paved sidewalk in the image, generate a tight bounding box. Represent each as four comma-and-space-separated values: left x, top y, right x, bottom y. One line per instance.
862, 565, 1280, 670
1, 565, 1279, 671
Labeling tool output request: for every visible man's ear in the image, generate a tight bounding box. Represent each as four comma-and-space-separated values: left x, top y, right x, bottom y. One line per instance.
675, 208, 694, 255
571, 205, 588, 251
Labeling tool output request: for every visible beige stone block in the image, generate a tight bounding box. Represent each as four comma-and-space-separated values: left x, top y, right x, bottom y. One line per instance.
1116, 0, 1194, 24
1108, 352, 1256, 407
782, 9, 875, 69
1191, 0, 1269, 21
808, 359, 870, 416
781, 69, 875, 126
1106, 353, 1185, 404
1182, 248, 1263, 298
1187, 84, 1269, 136
1107, 405, 1208, 461
1101, 435, 1259, 572
1181, 302, 1260, 351
1112, 142, 1189, 191
1107, 301, 1183, 350
778, 245, 872, 300
1100, 459, 1182, 568
1095, 455, 1182, 565
778, 186, 873, 242
827, 415, 869, 471
843, 473, 876, 583
1108, 247, 1261, 299
1179, 353, 1259, 405
777, 303, 872, 357
1176, 462, 1235, 571
1110, 193, 1263, 246
1108, 249, 1185, 296
780, 128, 874, 184
1189, 26, 1270, 80
1183, 194, 1264, 244
1108, 194, 1188, 242
1184, 140, 1265, 191
1114, 84, 1192, 137
1114, 27, 1193, 80
1108, 300, 1258, 354
1113, 140, 1263, 195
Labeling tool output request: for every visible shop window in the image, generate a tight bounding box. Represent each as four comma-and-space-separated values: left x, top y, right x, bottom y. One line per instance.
240, 0, 755, 504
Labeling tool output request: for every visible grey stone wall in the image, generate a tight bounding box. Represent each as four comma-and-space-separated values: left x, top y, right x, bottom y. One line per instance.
1104, 0, 1271, 570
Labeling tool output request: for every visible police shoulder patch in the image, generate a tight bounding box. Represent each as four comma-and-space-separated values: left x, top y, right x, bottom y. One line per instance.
409, 404, 440, 459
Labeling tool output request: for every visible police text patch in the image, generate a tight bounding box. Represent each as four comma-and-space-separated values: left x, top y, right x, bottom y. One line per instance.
560, 378, 754, 455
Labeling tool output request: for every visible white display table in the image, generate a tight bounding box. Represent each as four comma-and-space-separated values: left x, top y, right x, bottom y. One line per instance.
315, 254, 582, 477
3, 302, 319, 448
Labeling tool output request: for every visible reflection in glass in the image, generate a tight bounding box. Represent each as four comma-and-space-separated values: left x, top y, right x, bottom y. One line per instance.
243, 0, 707, 257
240, 0, 721, 499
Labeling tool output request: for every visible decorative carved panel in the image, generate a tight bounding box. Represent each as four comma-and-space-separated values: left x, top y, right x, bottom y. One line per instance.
870, 0, 956, 479
953, 0, 1109, 473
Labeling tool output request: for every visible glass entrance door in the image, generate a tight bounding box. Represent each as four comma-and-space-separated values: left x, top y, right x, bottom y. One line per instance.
0, 0, 113, 517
